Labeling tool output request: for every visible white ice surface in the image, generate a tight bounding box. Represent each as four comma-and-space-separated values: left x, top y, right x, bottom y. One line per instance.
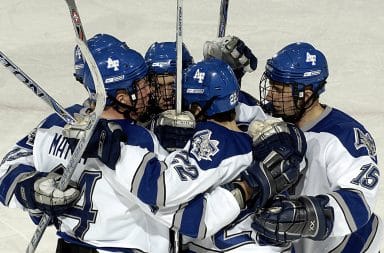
0, 0, 383, 252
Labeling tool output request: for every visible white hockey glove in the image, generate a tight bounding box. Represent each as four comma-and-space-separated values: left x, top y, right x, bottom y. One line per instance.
242, 120, 307, 208
14, 167, 80, 216
203, 35, 257, 82
252, 195, 334, 242
151, 109, 196, 152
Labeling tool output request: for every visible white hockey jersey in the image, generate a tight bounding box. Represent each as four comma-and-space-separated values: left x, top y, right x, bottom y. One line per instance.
0, 105, 247, 252
292, 106, 383, 253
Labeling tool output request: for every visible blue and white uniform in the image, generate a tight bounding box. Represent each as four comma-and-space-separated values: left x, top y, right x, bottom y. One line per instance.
103, 120, 254, 239
0, 105, 246, 252
235, 90, 269, 128
291, 106, 383, 253
181, 93, 288, 253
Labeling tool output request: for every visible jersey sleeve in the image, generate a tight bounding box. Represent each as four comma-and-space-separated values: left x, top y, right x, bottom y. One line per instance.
0, 131, 36, 208
304, 130, 380, 237
100, 143, 245, 238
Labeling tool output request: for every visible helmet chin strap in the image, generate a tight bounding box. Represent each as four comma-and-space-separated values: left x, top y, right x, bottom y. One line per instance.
281, 86, 321, 124
111, 96, 137, 120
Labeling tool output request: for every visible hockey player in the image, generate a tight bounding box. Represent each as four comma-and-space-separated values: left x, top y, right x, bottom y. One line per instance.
0, 40, 306, 252
251, 42, 383, 252
203, 35, 268, 128
141, 37, 302, 252
145, 41, 194, 114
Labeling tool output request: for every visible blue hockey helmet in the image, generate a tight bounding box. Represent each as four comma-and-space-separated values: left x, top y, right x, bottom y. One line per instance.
87, 33, 128, 53
74, 33, 128, 83
264, 42, 328, 94
82, 45, 148, 105
183, 58, 239, 117
144, 42, 194, 75
259, 42, 328, 123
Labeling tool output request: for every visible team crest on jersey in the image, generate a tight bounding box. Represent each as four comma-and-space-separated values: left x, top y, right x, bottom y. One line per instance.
354, 128, 376, 158
191, 130, 219, 161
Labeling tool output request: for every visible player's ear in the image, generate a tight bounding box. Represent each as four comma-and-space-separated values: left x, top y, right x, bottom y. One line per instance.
115, 91, 131, 106
189, 103, 202, 117
304, 88, 314, 101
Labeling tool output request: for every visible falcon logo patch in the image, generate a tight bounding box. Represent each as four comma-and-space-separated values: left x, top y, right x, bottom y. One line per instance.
354, 128, 376, 158
191, 130, 219, 161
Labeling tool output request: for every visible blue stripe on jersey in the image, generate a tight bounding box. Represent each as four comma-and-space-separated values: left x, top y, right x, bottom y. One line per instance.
335, 189, 370, 229
309, 107, 377, 163
191, 122, 252, 170
134, 154, 163, 206
334, 214, 379, 253
113, 119, 155, 152
178, 194, 206, 238
16, 136, 33, 149
238, 90, 259, 106
57, 232, 137, 252
0, 164, 35, 205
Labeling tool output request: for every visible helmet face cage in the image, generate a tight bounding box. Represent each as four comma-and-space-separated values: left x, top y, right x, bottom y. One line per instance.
148, 73, 176, 112
259, 72, 307, 122
145, 41, 194, 114
128, 77, 151, 121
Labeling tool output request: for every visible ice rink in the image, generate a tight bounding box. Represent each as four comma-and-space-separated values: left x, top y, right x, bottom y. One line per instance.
0, 0, 383, 252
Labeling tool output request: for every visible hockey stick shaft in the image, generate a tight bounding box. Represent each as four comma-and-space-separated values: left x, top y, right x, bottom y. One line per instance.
217, 0, 229, 37
173, 2, 183, 250
0, 51, 76, 124
175, 0, 183, 114
26, 1, 106, 252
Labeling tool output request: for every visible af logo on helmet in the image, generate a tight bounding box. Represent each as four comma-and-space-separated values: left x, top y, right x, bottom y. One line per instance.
193, 69, 205, 83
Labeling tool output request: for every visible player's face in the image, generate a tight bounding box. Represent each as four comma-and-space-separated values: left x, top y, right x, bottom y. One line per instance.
152, 74, 175, 111
266, 80, 297, 117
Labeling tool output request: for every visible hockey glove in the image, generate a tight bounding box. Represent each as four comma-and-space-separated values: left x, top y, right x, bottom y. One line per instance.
14, 168, 80, 216
252, 195, 334, 242
151, 109, 196, 152
67, 119, 127, 170
203, 35, 257, 83
244, 121, 307, 208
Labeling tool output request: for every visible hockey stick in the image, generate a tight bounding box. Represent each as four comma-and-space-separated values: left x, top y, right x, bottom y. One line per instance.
172, 2, 183, 251
175, 0, 183, 114
25, 1, 106, 252
0, 52, 76, 125
217, 0, 229, 37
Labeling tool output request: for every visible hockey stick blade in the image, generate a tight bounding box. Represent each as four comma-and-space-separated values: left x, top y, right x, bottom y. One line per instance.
26, 1, 106, 252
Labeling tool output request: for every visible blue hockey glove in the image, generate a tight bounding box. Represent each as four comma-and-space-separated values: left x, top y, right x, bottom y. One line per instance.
244, 121, 307, 208
150, 110, 196, 152
67, 119, 127, 170
252, 195, 334, 242
14, 167, 80, 216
